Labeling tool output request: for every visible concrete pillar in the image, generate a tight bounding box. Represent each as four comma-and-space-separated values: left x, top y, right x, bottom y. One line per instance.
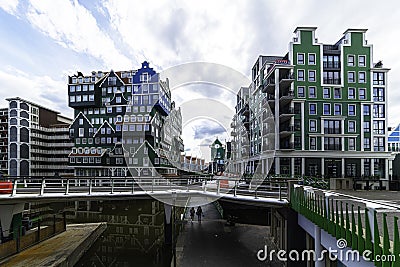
342, 158, 345, 178
314, 224, 325, 267
385, 158, 389, 180
0, 203, 24, 238
361, 159, 365, 176
321, 158, 325, 178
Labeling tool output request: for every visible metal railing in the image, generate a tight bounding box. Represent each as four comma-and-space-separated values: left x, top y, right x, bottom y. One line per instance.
0, 176, 291, 202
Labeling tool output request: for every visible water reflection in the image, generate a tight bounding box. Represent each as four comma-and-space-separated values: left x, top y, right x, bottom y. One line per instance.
73, 199, 172, 267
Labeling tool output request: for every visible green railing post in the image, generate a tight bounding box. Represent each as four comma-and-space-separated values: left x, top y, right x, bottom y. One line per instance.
329, 198, 335, 236
358, 206, 365, 253
382, 213, 391, 267
392, 216, 400, 267
335, 200, 341, 239
374, 210, 382, 267
365, 208, 373, 253
340, 201, 345, 241
351, 204, 358, 250
345, 203, 352, 247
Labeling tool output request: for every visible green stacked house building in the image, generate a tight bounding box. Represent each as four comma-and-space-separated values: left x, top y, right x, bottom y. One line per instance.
230, 27, 393, 180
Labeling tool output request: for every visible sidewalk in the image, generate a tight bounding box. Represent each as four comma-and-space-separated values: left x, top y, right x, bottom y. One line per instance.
177, 203, 283, 267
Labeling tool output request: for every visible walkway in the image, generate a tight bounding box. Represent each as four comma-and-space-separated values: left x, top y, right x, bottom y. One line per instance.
0, 223, 106, 267
177, 203, 283, 267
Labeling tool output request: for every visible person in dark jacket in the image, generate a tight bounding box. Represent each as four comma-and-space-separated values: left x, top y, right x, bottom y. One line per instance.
196, 206, 203, 222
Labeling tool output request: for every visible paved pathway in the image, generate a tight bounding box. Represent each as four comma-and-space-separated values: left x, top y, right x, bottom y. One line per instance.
178, 203, 283, 267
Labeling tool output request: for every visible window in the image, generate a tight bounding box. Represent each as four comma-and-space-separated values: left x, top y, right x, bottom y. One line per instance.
373, 72, 385, 85
309, 103, 317, 115
324, 137, 341, 150
348, 121, 356, 133
310, 137, 317, 150
297, 86, 305, 98
363, 121, 370, 132
323, 103, 331, 115
323, 71, 340, 84
334, 104, 341, 115
76, 95, 81, 102
108, 77, 117, 86
348, 88, 355, 99
348, 104, 356, 116
308, 53, 316, 65
72, 77, 77, 83
373, 88, 385, 102
323, 55, 340, 68
89, 84, 94, 91
364, 138, 370, 149
297, 70, 304, 81
373, 137, 385, 151
79, 128, 84, 137
297, 53, 304, 65
324, 120, 341, 134
107, 107, 112, 113
116, 96, 121, 103
83, 85, 88, 91
373, 104, 385, 118
309, 86, 316, 98
70, 96, 75, 102
348, 71, 355, 83
140, 73, 149, 82
373, 120, 385, 135
348, 55, 355, 66
363, 105, 370, 116
309, 120, 317, 132
359, 88, 366, 100
348, 138, 356, 151
308, 70, 316, 82
359, 72, 366, 83
82, 95, 88, 101
323, 88, 330, 99
334, 88, 341, 99
358, 55, 366, 67
79, 118, 84, 125
69, 85, 75, 92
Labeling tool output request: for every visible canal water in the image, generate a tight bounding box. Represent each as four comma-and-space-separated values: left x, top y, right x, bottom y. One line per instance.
69, 199, 173, 267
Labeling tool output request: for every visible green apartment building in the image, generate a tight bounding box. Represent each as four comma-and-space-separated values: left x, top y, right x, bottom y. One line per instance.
231, 27, 393, 180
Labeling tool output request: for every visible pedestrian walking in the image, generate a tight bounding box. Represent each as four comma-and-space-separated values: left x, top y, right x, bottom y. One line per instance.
196, 206, 203, 222
189, 207, 195, 223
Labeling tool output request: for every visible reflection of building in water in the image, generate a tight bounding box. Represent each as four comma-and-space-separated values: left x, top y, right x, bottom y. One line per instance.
73, 199, 167, 266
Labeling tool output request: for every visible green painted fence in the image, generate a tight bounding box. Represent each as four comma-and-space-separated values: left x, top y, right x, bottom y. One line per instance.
290, 185, 400, 267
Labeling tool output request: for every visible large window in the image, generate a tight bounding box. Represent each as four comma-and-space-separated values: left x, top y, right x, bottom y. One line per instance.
348, 138, 356, 151
309, 86, 316, 98
373, 120, 385, 135
373, 72, 385, 85
309, 103, 317, 115
359, 72, 366, 83
358, 55, 366, 67
323, 71, 340, 84
309, 120, 317, 132
297, 70, 305, 81
324, 120, 341, 134
373, 137, 385, 151
308, 53, 316, 65
308, 70, 316, 82
348, 71, 355, 83
323, 88, 330, 99
348, 104, 356, 116
373, 104, 385, 118
297, 53, 305, 65
323, 55, 340, 68
297, 86, 305, 98
348, 88, 355, 99
334, 104, 341, 115
348, 121, 356, 133
323, 103, 331, 115
324, 137, 341, 150
347, 55, 355, 67
364, 121, 370, 132
373, 88, 385, 102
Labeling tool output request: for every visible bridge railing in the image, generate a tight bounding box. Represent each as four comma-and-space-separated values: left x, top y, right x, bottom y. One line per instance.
290, 184, 399, 266
0, 176, 292, 201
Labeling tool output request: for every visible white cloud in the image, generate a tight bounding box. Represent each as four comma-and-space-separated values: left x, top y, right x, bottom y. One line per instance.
0, 66, 73, 117
0, 0, 19, 15
24, 0, 132, 70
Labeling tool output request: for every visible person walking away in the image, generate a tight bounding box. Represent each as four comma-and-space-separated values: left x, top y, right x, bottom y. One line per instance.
190, 207, 195, 223
196, 206, 203, 222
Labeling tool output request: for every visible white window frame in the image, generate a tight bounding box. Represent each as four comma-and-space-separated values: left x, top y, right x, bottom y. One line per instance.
323, 103, 331, 115
308, 53, 316, 65
358, 55, 366, 67
309, 103, 317, 115
297, 70, 305, 81
309, 86, 316, 98
348, 104, 356, 116
297, 53, 305, 65
348, 55, 355, 67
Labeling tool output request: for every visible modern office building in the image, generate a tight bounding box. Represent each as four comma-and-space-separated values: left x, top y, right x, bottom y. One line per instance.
7, 97, 74, 177
68, 61, 184, 177
231, 27, 393, 179
388, 124, 400, 152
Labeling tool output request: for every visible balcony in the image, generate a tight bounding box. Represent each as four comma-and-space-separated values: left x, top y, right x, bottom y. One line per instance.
280, 142, 294, 151
323, 62, 341, 69
279, 91, 294, 105
279, 73, 295, 90
279, 125, 294, 138
262, 78, 275, 94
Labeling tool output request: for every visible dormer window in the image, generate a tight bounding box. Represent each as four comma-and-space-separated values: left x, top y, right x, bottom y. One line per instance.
108, 77, 117, 86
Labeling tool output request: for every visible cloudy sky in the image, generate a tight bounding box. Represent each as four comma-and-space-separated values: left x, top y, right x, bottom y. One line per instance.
1, 0, 400, 159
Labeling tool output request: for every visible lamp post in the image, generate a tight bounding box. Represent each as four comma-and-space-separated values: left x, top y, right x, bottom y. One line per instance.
171, 191, 177, 267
